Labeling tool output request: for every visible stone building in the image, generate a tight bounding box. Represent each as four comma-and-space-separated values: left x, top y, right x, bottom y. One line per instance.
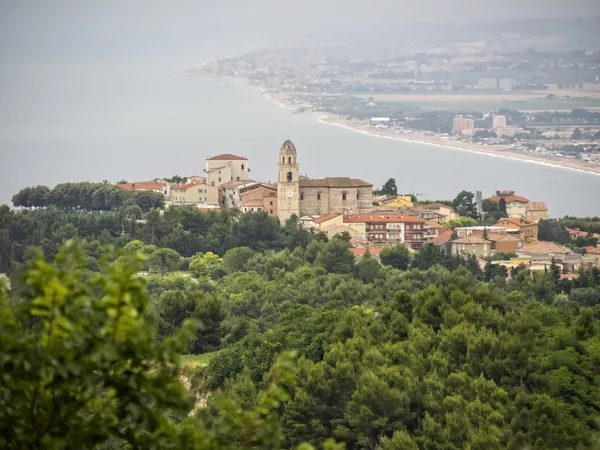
276, 139, 373, 223
205, 154, 249, 187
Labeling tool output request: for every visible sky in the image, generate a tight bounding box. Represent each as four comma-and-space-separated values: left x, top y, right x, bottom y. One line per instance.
1, 1, 600, 65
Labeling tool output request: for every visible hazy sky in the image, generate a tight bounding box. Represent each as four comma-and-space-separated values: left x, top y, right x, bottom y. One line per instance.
1, 0, 600, 64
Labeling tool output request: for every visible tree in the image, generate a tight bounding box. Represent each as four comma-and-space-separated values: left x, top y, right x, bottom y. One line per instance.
315, 239, 355, 274
452, 190, 479, 219
538, 219, 570, 244
572, 128, 583, 140
147, 247, 182, 274
223, 246, 255, 273
380, 178, 398, 197
189, 252, 223, 280
379, 245, 411, 270
333, 231, 352, 243
356, 255, 383, 283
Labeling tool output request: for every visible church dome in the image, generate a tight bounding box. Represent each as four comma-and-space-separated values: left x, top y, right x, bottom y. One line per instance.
280, 139, 296, 152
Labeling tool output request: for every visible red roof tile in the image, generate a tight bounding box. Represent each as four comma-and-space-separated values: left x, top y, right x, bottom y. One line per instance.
350, 247, 384, 257
207, 153, 247, 161
431, 229, 453, 246
343, 213, 425, 224
494, 217, 537, 229
314, 213, 342, 224
488, 195, 530, 203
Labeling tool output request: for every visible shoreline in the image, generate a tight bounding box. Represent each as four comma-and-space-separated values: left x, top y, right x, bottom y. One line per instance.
263, 90, 600, 176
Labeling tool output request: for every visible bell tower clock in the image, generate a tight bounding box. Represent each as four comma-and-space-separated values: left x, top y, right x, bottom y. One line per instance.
277, 139, 300, 223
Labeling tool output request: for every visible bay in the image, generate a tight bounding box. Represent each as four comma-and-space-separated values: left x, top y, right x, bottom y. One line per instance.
0, 72, 599, 217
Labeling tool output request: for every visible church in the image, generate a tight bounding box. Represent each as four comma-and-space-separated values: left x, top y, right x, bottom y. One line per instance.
277, 139, 373, 222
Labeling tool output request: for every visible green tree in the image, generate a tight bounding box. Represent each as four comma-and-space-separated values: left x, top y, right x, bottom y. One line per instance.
452, 190, 479, 219
189, 251, 223, 280
147, 247, 182, 274
333, 231, 352, 243
315, 239, 355, 274
538, 219, 570, 244
223, 246, 255, 273
379, 245, 411, 270
356, 255, 383, 283
380, 178, 398, 197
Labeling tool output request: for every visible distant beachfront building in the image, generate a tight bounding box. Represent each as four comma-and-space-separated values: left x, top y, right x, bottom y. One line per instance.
276, 139, 373, 223
492, 115, 507, 130
452, 116, 475, 134
477, 78, 515, 90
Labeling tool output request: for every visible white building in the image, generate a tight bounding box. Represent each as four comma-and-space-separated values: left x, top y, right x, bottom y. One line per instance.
205, 154, 249, 187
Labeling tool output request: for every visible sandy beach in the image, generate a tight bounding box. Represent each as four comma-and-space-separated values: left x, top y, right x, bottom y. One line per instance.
265, 92, 600, 176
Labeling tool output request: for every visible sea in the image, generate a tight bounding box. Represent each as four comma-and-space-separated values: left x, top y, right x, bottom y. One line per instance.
1, 70, 599, 217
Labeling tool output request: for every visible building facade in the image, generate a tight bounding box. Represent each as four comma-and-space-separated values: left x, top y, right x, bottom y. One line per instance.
452, 116, 475, 134
492, 115, 507, 130
205, 154, 249, 187
170, 182, 219, 206
494, 217, 538, 241
342, 213, 426, 249
276, 140, 373, 222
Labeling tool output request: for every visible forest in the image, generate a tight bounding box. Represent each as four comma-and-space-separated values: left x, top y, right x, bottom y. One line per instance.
1, 204, 600, 449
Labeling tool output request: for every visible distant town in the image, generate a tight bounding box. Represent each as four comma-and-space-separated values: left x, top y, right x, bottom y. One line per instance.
117, 138, 600, 278
184, 19, 600, 173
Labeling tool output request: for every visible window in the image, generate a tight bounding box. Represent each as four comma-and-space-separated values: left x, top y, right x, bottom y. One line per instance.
198, 189, 201, 193
282, 157, 285, 163
317, 192, 321, 200
270, 209, 273, 214
288, 156, 291, 164
357, 193, 359, 199
270, 201, 273, 205
237, 176, 240, 180
204, 197, 207, 201
287, 171, 292, 182
218, 177, 221, 183
300, 193, 304, 200
342, 192, 347, 200
241, 164, 245, 170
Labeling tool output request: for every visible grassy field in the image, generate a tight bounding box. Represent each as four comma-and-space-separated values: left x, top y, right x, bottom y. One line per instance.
180, 352, 217, 368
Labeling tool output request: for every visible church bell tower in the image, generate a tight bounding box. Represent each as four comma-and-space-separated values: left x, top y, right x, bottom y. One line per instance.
277, 139, 300, 223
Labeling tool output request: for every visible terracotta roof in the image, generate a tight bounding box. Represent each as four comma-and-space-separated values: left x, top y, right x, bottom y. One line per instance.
171, 183, 203, 190
488, 194, 530, 203
425, 220, 445, 229
314, 213, 342, 224
520, 242, 572, 254
242, 199, 264, 207
566, 227, 589, 237
431, 229, 453, 246
299, 177, 373, 188
343, 213, 425, 224
588, 247, 600, 255
350, 247, 384, 257
526, 202, 548, 211
207, 153, 247, 161
118, 181, 166, 191
425, 203, 453, 210
560, 273, 579, 280
494, 217, 537, 229
486, 232, 522, 242
451, 237, 491, 244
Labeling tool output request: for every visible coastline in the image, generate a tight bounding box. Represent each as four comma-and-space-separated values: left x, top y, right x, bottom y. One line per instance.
264, 91, 600, 176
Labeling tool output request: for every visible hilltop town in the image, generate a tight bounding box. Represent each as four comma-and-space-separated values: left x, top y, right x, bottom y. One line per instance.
115, 138, 600, 278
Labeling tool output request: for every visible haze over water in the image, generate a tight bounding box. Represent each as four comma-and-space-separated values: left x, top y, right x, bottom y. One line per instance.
1, 1, 600, 217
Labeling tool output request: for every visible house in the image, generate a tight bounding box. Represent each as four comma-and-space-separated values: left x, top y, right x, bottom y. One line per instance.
525, 202, 548, 221
430, 229, 453, 250
321, 224, 360, 240
170, 182, 219, 206
486, 233, 523, 253
456, 226, 516, 238
418, 203, 459, 222
566, 227, 589, 240
488, 191, 530, 218
381, 196, 414, 209
423, 220, 449, 242
517, 241, 596, 273
349, 247, 384, 262
586, 246, 600, 266
343, 213, 426, 250
314, 213, 344, 230
220, 180, 258, 209
494, 217, 538, 241
205, 154, 249, 187
241, 198, 265, 213
451, 236, 492, 258
118, 181, 169, 196
239, 184, 278, 216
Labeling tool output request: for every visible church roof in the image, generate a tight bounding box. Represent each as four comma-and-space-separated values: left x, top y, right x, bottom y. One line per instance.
207, 153, 247, 161
299, 177, 373, 188
280, 140, 296, 152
